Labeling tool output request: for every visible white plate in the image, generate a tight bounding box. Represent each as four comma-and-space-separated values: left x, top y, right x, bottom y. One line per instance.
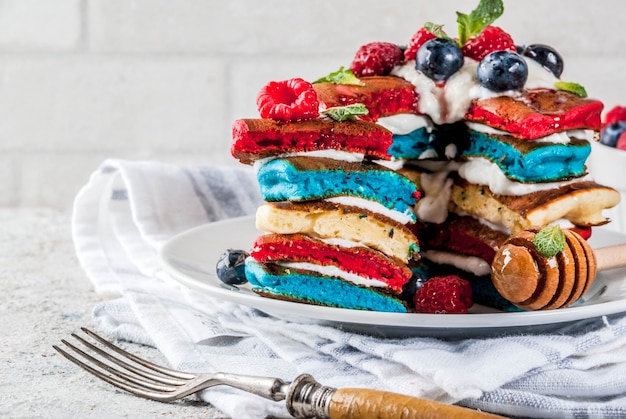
159, 216, 626, 337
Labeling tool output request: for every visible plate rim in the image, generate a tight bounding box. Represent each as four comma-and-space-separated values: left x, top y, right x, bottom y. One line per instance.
159, 215, 626, 332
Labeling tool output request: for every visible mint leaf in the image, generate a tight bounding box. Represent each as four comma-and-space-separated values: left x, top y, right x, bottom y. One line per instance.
424, 22, 449, 39
457, 0, 504, 45
313, 66, 364, 86
322, 104, 369, 122
555, 81, 588, 98
532, 225, 566, 258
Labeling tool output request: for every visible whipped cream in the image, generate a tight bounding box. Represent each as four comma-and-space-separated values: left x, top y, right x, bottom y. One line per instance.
253, 150, 365, 171
393, 60, 481, 124
377, 114, 433, 135
466, 122, 593, 144
325, 196, 415, 225
534, 132, 572, 144
391, 55, 560, 125
566, 129, 595, 141
421, 250, 492, 277
415, 169, 453, 224
524, 58, 561, 89
372, 158, 406, 171
458, 158, 593, 196
277, 261, 389, 288
253, 149, 405, 171
318, 237, 366, 248
465, 122, 509, 136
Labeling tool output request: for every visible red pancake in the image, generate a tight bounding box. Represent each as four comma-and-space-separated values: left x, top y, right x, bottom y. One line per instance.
465, 89, 603, 140
313, 76, 420, 122
250, 233, 412, 294
421, 216, 509, 264
231, 118, 393, 164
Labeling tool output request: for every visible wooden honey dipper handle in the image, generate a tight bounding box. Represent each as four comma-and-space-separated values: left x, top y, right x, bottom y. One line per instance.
594, 243, 626, 272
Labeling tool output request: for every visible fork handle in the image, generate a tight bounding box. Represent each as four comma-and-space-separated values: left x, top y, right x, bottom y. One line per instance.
286, 374, 505, 419
328, 388, 505, 419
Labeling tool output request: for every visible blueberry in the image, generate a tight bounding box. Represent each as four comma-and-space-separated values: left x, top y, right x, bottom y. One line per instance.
216, 249, 249, 285
416, 38, 464, 82
520, 44, 564, 78
399, 266, 430, 302
476, 51, 528, 92
600, 121, 626, 147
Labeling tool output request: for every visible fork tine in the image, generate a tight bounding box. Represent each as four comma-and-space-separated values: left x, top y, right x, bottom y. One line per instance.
69, 333, 187, 386
57, 338, 179, 391
80, 328, 195, 380
53, 344, 179, 401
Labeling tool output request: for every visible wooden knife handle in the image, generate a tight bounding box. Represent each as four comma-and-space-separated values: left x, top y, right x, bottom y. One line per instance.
328, 388, 506, 419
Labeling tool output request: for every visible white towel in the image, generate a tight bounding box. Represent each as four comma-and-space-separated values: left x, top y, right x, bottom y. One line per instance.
72, 159, 626, 419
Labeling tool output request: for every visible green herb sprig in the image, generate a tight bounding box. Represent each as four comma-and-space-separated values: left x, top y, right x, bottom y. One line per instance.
424, 22, 449, 39
423, 0, 505, 47
313, 67, 364, 86
456, 0, 504, 46
532, 225, 566, 258
554, 81, 588, 98
322, 103, 369, 122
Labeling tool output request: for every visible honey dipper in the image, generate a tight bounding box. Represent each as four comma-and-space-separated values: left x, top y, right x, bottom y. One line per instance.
491, 228, 626, 311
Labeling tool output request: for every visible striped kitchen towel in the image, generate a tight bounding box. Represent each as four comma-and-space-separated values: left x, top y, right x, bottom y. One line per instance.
72, 159, 626, 419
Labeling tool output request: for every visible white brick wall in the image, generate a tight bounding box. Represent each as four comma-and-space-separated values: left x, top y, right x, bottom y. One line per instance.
2, 0, 626, 209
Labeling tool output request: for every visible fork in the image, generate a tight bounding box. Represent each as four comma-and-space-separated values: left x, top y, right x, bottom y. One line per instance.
53, 328, 505, 419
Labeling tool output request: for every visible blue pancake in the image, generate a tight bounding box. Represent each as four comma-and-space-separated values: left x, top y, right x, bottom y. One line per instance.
387, 127, 435, 159
256, 156, 419, 222
245, 259, 409, 313
393, 124, 590, 182
460, 131, 591, 182
389, 122, 469, 160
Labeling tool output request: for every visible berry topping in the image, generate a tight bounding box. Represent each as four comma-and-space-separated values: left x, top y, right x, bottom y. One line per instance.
569, 226, 592, 241
476, 50, 528, 92
600, 121, 626, 147
404, 27, 437, 61
256, 78, 319, 121
399, 267, 429, 302
216, 249, 249, 285
416, 38, 464, 82
520, 44, 564, 78
461, 25, 516, 61
350, 42, 404, 77
605, 105, 626, 125
413, 275, 473, 314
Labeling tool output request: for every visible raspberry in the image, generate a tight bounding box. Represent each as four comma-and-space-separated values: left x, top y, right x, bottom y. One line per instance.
616, 131, 626, 151
569, 226, 592, 241
404, 27, 437, 61
350, 42, 404, 77
604, 106, 626, 125
256, 78, 319, 121
461, 26, 516, 61
413, 275, 473, 314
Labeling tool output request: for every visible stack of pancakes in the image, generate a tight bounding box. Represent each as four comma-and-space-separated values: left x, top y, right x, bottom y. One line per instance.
232, 94, 428, 312
230, 52, 621, 312
393, 58, 619, 309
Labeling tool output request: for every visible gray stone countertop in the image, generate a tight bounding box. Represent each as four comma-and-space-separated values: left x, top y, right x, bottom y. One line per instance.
0, 207, 227, 418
